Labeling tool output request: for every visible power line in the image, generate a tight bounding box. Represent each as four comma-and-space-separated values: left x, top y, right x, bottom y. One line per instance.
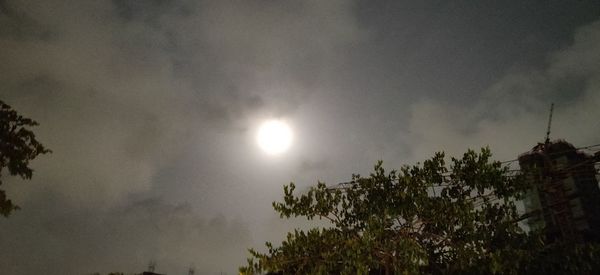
328, 142, 600, 189
500, 143, 600, 165
327, 154, 599, 214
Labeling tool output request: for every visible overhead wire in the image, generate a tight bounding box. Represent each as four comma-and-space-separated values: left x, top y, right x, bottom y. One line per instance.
328, 142, 600, 189
323, 145, 600, 227
500, 143, 600, 164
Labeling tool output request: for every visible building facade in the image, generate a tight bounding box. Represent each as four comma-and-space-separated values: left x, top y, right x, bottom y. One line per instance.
518, 140, 600, 242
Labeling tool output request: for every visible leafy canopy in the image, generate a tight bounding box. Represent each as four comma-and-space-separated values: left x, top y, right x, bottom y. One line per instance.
241, 148, 599, 274
0, 100, 50, 217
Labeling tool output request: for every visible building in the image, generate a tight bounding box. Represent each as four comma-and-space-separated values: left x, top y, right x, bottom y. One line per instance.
518, 140, 600, 243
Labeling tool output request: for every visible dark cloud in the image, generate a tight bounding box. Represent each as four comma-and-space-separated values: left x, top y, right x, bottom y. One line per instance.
0, 1, 599, 274
0, 0, 56, 41
0, 193, 250, 274
299, 158, 330, 174
398, 20, 600, 163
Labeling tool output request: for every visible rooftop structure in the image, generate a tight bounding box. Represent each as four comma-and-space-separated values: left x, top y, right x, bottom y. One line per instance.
519, 140, 600, 242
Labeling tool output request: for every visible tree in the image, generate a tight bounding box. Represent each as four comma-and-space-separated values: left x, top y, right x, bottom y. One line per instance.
0, 100, 50, 217
240, 148, 600, 274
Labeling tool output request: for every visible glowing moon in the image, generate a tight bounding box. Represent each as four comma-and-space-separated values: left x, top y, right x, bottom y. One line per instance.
257, 120, 293, 155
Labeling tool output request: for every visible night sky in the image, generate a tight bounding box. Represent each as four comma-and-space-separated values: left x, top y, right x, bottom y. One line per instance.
1, 1, 599, 274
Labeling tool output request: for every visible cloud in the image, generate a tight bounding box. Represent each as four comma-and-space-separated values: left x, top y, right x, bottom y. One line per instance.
0, 195, 251, 274
0, 1, 364, 274
0, 0, 364, 202
399, 19, 600, 163
1, 1, 598, 274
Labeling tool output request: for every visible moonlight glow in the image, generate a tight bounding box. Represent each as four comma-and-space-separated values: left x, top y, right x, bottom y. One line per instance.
257, 120, 293, 155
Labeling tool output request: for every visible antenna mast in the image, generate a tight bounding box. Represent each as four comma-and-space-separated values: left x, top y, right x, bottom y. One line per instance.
545, 103, 554, 144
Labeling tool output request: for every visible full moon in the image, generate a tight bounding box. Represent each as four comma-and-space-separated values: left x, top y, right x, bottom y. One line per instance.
257, 120, 293, 155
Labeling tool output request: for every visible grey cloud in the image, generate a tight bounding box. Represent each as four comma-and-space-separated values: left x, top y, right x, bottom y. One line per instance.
0, 0, 56, 41
399, 19, 600, 163
0, 1, 363, 274
298, 158, 331, 174
0, 194, 251, 274
0, 1, 598, 275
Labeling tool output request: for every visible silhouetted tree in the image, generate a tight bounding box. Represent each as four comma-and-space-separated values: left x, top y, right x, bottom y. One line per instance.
241, 148, 600, 274
0, 100, 50, 217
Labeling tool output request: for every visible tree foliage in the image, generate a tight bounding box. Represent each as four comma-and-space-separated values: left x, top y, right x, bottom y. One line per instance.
241, 148, 599, 274
0, 100, 50, 217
